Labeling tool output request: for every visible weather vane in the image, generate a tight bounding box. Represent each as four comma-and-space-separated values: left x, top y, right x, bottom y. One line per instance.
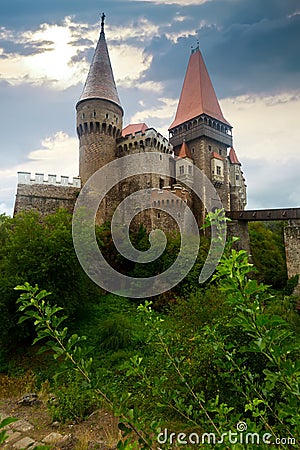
101, 12, 106, 34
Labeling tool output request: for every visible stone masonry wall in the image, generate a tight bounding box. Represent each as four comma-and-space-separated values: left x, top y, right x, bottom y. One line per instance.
284, 223, 300, 295
14, 184, 80, 216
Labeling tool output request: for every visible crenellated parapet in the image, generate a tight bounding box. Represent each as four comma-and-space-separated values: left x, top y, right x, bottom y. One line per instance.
117, 127, 173, 156
151, 184, 191, 208
14, 172, 81, 216
17, 172, 81, 188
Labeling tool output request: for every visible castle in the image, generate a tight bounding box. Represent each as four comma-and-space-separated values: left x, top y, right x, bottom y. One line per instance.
14, 14, 247, 229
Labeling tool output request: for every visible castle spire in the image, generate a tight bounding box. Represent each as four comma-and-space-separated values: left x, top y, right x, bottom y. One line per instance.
169, 46, 230, 129
100, 12, 105, 35
76, 14, 122, 110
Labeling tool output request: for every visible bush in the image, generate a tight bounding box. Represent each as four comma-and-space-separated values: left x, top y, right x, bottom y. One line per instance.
48, 377, 100, 423
0, 209, 101, 350
97, 314, 135, 351
249, 221, 287, 288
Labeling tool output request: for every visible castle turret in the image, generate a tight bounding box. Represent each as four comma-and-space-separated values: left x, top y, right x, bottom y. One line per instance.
76, 13, 123, 185
228, 147, 247, 210
176, 140, 194, 187
169, 45, 233, 221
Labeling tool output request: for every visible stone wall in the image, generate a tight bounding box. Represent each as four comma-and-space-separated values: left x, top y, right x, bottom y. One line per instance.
284, 223, 300, 295
14, 184, 80, 216
227, 220, 251, 254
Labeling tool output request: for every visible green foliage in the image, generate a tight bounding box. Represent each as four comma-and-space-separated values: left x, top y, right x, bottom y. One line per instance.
97, 314, 135, 351
249, 221, 287, 288
119, 248, 300, 448
0, 209, 100, 352
48, 376, 99, 423
0, 417, 18, 444
16, 282, 156, 449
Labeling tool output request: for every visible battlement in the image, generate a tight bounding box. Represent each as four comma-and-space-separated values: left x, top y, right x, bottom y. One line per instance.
151, 184, 191, 207
17, 172, 81, 188
118, 127, 173, 155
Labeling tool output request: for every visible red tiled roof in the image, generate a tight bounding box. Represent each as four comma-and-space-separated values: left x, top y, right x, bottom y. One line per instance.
212, 151, 224, 161
177, 140, 192, 159
122, 123, 149, 137
169, 48, 230, 129
229, 147, 241, 165
77, 27, 122, 110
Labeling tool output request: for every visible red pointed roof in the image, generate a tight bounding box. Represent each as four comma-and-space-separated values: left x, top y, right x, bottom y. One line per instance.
177, 140, 192, 159
122, 123, 149, 137
212, 151, 224, 161
229, 147, 241, 165
77, 19, 122, 110
169, 47, 230, 129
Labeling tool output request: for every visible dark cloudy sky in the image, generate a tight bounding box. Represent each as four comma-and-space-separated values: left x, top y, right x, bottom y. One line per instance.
1, 0, 299, 214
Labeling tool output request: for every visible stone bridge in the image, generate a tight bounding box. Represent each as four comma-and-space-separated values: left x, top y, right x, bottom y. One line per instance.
226, 208, 300, 295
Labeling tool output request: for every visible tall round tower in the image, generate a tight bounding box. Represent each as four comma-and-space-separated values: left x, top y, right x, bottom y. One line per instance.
76, 14, 123, 185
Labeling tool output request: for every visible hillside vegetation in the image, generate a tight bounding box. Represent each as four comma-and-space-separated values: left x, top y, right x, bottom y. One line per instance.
0, 210, 299, 449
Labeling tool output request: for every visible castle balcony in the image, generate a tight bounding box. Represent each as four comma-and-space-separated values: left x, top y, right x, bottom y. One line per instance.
170, 122, 232, 148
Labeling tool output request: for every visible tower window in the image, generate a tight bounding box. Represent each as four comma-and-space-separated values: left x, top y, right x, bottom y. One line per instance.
236, 174, 240, 180
219, 149, 222, 156
159, 178, 164, 189
93, 111, 96, 118
188, 166, 192, 175
106, 113, 109, 119
216, 166, 221, 176
179, 165, 184, 175
208, 145, 212, 151
81, 113, 85, 120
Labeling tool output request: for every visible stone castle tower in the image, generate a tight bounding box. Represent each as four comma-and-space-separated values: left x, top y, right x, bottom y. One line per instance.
76, 14, 123, 186
14, 15, 247, 227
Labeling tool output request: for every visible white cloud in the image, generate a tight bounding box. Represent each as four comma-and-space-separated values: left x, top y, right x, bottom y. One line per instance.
221, 92, 300, 208
130, 97, 178, 135
0, 17, 158, 91
0, 18, 88, 89
110, 45, 153, 87
26, 131, 78, 175
108, 18, 159, 42
0, 203, 8, 214
221, 92, 300, 163
132, 0, 212, 4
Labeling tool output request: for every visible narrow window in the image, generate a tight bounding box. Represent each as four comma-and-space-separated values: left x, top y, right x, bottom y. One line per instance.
216, 166, 221, 176
179, 165, 184, 175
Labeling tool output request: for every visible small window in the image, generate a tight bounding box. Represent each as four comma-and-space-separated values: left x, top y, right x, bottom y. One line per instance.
179, 165, 184, 175
93, 111, 96, 118
236, 174, 240, 180
219, 149, 222, 156
188, 166, 192, 175
81, 113, 85, 120
106, 113, 109, 119
159, 178, 164, 189
208, 145, 212, 151
216, 166, 221, 176
157, 213, 161, 218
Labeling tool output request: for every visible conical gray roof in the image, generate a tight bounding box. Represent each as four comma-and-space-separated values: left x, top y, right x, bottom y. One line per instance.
77, 19, 122, 110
